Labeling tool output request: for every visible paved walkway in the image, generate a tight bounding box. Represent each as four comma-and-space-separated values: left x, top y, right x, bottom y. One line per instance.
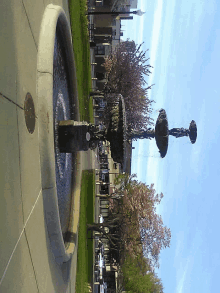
0, 0, 95, 292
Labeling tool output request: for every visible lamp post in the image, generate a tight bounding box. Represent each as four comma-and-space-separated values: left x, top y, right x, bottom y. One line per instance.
87, 9, 145, 16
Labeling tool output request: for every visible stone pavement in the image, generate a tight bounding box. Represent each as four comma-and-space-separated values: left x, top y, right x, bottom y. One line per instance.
0, 0, 95, 292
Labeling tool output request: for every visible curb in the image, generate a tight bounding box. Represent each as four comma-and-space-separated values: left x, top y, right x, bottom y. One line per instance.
37, 4, 81, 264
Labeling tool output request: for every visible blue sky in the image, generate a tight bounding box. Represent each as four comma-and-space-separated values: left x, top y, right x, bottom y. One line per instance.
121, 0, 220, 292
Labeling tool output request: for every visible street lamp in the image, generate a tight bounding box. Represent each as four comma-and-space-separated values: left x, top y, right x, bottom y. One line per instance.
87, 9, 145, 16
134, 9, 145, 16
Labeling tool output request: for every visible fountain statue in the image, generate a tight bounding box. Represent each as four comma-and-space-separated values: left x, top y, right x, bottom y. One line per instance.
129, 109, 197, 158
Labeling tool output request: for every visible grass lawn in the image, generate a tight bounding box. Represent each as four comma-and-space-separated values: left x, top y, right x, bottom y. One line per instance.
68, 0, 94, 123
75, 170, 95, 293
68, 1, 96, 291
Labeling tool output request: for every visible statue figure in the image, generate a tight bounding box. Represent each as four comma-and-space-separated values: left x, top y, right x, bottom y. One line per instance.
169, 128, 189, 138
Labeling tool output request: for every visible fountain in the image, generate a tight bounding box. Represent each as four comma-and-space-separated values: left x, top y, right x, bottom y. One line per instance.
130, 109, 197, 158
36, 6, 197, 268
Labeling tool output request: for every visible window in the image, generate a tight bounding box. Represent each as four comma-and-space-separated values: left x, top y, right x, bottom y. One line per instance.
94, 45, 105, 55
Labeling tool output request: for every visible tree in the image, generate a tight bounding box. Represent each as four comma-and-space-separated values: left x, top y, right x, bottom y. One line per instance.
88, 173, 171, 269
113, 174, 171, 269
122, 252, 164, 293
103, 40, 155, 133
87, 213, 125, 263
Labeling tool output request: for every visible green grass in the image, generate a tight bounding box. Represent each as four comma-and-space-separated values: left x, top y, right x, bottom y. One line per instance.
68, 0, 94, 123
68, 1, 96, 291
75, 170, 95, 293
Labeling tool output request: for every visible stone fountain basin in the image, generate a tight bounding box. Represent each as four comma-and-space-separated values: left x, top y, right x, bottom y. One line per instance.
155, 109, 169, 158
37, 4, 81, 264
189, 120, 197, 144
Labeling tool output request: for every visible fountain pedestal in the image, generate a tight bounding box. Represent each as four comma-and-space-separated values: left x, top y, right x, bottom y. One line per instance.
58, 95, 127, 169
58, 120, 91, 152
58, 120, 107, 152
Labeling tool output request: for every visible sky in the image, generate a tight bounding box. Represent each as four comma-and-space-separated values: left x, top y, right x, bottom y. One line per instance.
121, 0, 220, 292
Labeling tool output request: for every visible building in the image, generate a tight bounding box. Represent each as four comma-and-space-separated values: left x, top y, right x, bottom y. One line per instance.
112, 0, 138, 11
90, 0, 136, 91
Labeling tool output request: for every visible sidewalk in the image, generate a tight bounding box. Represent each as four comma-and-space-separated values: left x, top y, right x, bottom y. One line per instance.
0, 0, 93, 292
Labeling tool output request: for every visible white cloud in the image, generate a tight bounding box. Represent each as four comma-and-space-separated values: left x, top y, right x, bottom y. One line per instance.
121, 0, 146, 44
137, 0, 145, 44
176, 261, 189, 293
174, 231, 185, 261
148, 0, 164, 94
140, 0, 164, 191
132, 0, 178, 191
174, 230, 203, 293
190, 98, 206, 174
148, 0, 177, 110
144, 0, 178, 198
